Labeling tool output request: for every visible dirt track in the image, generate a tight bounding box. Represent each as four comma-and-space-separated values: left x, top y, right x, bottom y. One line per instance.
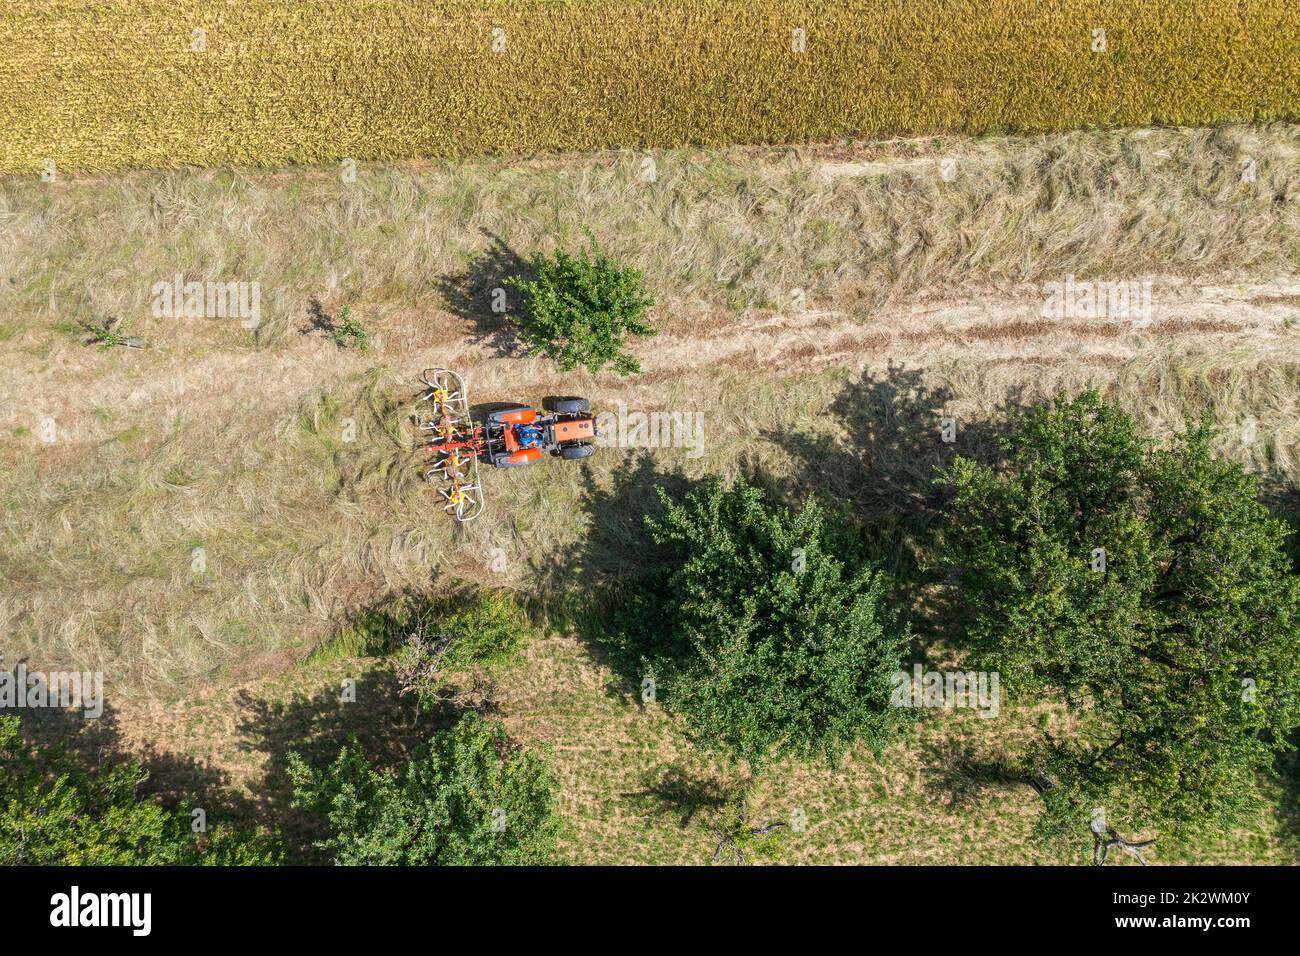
6, 276, 1299, 449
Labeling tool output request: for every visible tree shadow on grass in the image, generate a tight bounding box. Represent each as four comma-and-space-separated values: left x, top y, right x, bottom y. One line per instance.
528, 438, 962, 699
622, 764, 739, 829
536, 451, 693, 588
312, 587, 439, 660
1272, 734, 1300, 862
233, 666, 482, 863
8, 690, 254, 824
1233, 472, 1300, 858
772, 363, 1025, 646
301, 296, 336, 336
1257, 481, 1300, 574
918, 731, 1028, 812
774, 362, 1023, 519
527, 451, 703, 699
230, 580, 527, 861
436, 231, 534, 358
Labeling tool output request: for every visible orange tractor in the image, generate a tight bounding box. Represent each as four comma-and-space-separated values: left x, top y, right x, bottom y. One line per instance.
417, 368, 597, 521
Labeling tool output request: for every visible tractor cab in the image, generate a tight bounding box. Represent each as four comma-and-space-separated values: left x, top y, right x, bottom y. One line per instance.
487, 400, 597, 467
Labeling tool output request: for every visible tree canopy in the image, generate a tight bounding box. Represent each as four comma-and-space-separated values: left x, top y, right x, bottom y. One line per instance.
505, 231, 656, 375
635, 476, 907, 769
0, 715, 279, 865
288, 713, 560, 865
940, 390, 1300, 839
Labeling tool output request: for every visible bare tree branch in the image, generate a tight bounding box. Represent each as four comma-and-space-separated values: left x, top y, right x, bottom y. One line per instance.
1092, 826, 1157, 866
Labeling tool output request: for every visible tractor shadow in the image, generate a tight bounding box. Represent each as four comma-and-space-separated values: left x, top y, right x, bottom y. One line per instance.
437, 231, 535, 358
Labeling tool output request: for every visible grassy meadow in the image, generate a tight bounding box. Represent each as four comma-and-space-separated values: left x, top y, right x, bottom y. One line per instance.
2, 123, 1300, 862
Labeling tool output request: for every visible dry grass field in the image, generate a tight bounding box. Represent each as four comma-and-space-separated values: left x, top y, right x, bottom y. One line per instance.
2, 0, 1298, 173
3, 123, 1300, 863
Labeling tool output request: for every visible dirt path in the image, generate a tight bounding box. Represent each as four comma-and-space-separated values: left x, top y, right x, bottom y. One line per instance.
640, 278, 1300, 377
5, 276, 1298, 445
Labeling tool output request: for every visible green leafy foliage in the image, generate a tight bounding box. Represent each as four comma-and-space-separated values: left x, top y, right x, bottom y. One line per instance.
506, 231, 655, 375
320, 587, 531, 665
939, 390, 1300, 840
328, 305, 371, 350
436, 588, 530, 672
288, 713, 560, 865
393, 588, 529, 714
78, 317, 133, 350
707, 793, 788, 865
0, 715, 280, 865
632, 476, 907, 770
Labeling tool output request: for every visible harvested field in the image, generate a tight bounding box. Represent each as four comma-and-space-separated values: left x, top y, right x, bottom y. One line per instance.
2, 0, 1298, 172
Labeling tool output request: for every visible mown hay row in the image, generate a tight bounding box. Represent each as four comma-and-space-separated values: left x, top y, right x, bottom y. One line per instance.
1, 0, 1297, 173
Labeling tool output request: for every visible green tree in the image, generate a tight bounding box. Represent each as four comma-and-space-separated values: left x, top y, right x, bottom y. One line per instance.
288, 713, 561, 865
635, 476, 907, 769
0, 715, 279, 865
505, 231, 655, 375
940, 390, 1300, 846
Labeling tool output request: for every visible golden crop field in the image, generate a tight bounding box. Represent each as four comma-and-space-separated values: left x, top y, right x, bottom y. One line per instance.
1, 0, 1297, 173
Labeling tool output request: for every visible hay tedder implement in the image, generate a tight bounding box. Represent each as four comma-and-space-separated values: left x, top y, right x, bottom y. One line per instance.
417, 368, 598, 521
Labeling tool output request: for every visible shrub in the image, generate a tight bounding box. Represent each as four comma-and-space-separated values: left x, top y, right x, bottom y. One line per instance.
288, 713, 560, 865
437, 588, 530, 671
318, 587, 530, 666
78, 317, 131, 350
328, 305, 370, 350
394, 589, 530, 714
506, 232, 655, 375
